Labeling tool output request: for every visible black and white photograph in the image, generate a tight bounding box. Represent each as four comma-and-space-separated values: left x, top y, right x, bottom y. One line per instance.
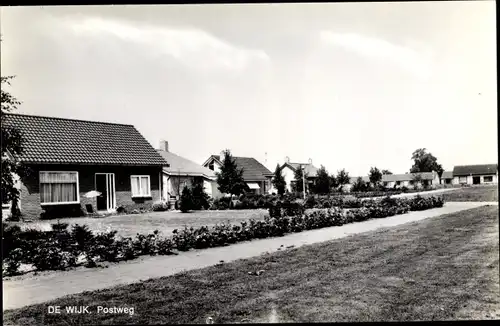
1, 1, 498, 324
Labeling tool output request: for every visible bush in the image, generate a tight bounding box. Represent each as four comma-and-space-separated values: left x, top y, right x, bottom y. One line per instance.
152, 201, 169, 212
51, 222, 69, 232
192, 183, 210, 210
180, 186, 194, 213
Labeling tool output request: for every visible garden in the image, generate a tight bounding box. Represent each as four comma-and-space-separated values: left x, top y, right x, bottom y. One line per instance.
2, 195, 444, 277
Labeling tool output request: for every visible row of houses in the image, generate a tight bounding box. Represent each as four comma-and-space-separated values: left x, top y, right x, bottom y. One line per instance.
2, 113, 497, 219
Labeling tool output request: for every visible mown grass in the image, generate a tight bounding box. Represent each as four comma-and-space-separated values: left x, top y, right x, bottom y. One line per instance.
4, 205, 499, 324
440, 185, 498, 202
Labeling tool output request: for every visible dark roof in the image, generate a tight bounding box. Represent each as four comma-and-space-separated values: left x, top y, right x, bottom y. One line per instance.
157, 149, 215, 179
204, 155, 273, 181
453, 164, 498, 176
3, 113, 168, 166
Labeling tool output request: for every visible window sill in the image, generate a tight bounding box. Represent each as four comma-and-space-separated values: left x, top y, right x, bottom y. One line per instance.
131, 195, 152, 199
41, 201, 80, 206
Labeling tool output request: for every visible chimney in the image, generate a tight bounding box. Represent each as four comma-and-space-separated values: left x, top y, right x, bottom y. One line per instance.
285, 156, 290, 163
220, 150, 225, 162
159, 140, 169, 152
308, 158, 312, 165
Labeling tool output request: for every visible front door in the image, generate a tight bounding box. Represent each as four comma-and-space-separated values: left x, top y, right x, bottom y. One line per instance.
95, 173, 116, 211
472, 176, 481, 185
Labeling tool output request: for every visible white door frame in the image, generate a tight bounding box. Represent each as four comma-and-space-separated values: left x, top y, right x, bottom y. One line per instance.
95, 173, 116, 211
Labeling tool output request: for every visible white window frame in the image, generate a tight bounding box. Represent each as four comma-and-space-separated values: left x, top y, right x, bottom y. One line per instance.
459, 176, 467, 184
483, 175, 494, 183
39, 171, 80, 206
130, 175, 152, 198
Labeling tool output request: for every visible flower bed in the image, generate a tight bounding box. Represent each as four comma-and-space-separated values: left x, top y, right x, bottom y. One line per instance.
2, 196, 444, 277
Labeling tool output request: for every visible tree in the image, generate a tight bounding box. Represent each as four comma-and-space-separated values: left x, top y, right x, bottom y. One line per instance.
314, 165, 331, 195
179, 186, 194, 213
191, 179, 210, 210
351, 177, 368, 192
335, 169, 351, 193
410, 148, 444, 184
271, 164, 286, 195
369, 167, 382, 189
1, 73, 27, 221
292, 166, 308, 193
215, 149, 246, 198
381, 170, 393, 175
329, 174, 339, 193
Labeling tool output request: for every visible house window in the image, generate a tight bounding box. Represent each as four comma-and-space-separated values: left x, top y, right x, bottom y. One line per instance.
445, 179, 452, 184
484, 176, 493, 182
459, 176, 467, 184
396, 181, 401, 186
39, 171, 79, 205
208, 162, 214, 170
409, 180, 414, 185
131, 175, 151, 197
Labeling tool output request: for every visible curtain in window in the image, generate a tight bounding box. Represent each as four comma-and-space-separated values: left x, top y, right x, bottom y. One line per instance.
39, 172, 78, 204
140, 177, 149, 195
131, 177, 141, 196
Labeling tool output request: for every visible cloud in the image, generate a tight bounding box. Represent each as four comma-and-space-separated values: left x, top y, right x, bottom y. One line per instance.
319, 31, 432, 79
67, 16, 270, 72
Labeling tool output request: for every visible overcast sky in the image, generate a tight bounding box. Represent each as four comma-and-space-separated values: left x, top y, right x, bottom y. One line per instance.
1, 2, 497, 176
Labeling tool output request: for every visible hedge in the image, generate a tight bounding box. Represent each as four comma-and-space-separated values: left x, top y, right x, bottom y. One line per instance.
2, 195, 444, 276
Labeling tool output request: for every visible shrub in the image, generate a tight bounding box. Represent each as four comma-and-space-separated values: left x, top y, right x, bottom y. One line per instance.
180, 186, 194, 213
51, 222, 69, 232
152, 201, 169, 212
192, 183, 210, 210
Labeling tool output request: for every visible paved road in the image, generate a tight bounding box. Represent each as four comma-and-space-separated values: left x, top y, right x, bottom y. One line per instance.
3, 201, 496, 311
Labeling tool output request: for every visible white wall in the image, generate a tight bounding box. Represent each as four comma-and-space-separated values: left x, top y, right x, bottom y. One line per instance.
281, 165, 295, 192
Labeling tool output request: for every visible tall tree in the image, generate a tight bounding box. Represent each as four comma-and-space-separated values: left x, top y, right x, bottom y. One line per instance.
381, 169, 393, 175
271, 163, 286, 195
335, 169, 351, 193
1, 73, 27, 220
410, 148, 444, 183
292, 166, 308, 193
314, 165, 331, 195
369, 167, 383, 189
215, 149, 246, 198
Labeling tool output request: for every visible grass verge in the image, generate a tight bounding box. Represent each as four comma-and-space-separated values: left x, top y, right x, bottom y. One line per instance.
440, 185, 498, 202
3, 205, 499, 324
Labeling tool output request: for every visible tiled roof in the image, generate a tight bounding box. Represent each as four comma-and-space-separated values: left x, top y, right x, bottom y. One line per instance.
2, 113, 168, 166
205, 155, 273, 181
349, 176, 370, 183
283, 162, 319, 177
441, 171, 453, 179
158, 150, 215, 179
453, 164, 498, 176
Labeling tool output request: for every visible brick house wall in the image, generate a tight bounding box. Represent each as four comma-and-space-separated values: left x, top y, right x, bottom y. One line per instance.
19, 164, 162, 219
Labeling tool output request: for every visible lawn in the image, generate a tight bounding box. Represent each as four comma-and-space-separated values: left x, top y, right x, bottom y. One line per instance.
439, 185, 498, 202
8, 209, 269, 238
4, 205, 499, 324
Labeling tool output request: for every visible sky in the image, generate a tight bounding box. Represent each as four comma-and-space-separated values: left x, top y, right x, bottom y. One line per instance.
1, 2, 497, 176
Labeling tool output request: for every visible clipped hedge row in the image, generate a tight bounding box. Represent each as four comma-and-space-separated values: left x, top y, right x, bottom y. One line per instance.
2, 195, 444, 276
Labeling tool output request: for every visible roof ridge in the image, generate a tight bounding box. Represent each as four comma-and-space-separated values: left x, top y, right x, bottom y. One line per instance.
3, 112, 134, 127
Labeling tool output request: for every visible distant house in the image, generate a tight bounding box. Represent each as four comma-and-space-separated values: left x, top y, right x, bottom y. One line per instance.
202, 154, 273, 195
157, 141, 220, 200
347, 172, 440, 191
452, 164, 498, 185
441, 171, 454, 185
280, 157, 319, 193
2, 113, 169, 219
